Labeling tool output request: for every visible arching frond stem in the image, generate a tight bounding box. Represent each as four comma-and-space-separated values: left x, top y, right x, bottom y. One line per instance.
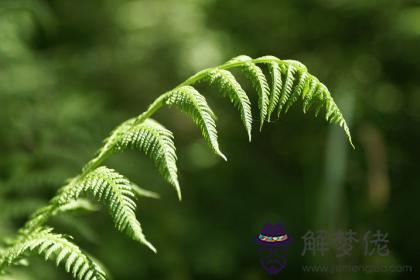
1, 54, 354, 280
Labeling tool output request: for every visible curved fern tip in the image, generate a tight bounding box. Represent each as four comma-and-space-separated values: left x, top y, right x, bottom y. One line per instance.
259, 122, 264, 132
346, 135, 355, 149
342, 122, 355, 149
143, 239, 157, 254
348, 134, 355, 149
175, 182, 182, 201
218, 151, 228, 162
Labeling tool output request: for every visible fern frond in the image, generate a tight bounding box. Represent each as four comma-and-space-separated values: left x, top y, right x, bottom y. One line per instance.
3, 53, 354, 280
205, 69, 253, 141
136, 54, 353, 146
163, 86, 226, 161
284, 71, 309, 113
84, 118, 179, 199
226, 55, 269, 130
22, 167, 155, 253
277, 63, 297, 117
267, 62, 282, 121
57, 167, 156, 252
251, 56, 353, 147
302, 76, 319, 113
0, 227, 106, 280
119, 119, 178, 199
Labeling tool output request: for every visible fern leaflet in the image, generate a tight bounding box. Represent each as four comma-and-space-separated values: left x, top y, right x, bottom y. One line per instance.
0, 227, 106, 280
226, 55, 270, 130
163, 86, 227, 161
84, 118, 179, 199
205, 69, 253, 141
21, 167, 155, 253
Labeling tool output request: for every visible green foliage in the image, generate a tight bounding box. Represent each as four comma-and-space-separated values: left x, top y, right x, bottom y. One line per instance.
20, 167, 155, 253
84, 118, 178, 199
205, 69, 253, 141
163, 86, 226, 162
0, 228, 106, 280
229, 55, 270, 130
0, 55, 353, 279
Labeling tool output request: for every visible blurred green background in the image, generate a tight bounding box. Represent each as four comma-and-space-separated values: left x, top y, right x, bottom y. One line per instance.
0, 0, 419, 279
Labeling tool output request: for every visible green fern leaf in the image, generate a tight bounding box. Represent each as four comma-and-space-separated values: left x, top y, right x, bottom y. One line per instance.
226, 55, 269, 130
302, 76, 319, 113
277, 63, 297, 117
205, 69, 253, 141
284, 71, 309, 113
267, 61, 283, 121
298, 76, 354, 147
164, 85, 226, 160
253, 56, 353, 147
21, 167, 156, 252
58, 167, 156, 252
120, 119, 179, 199
0, 227, 106, 280
84, 118, 180, 199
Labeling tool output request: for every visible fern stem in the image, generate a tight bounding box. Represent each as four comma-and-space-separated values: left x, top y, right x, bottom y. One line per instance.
180, 57, 294, 86
63, 60, 266, 188
135, 92, 171, 124
134, 57, 294, 125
